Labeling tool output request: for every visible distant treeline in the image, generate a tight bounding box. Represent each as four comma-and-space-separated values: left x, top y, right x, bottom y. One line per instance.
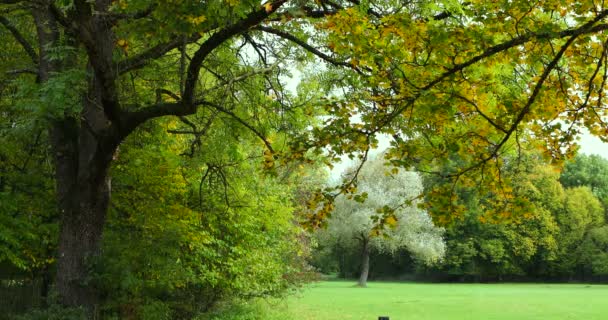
312, 154, 608, 283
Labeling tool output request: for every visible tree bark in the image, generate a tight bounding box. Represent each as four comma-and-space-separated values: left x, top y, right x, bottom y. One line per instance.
31, 0, 121, 313
54, 171, 110, 310
358, 237, 370, 287
51, 76, 119, 314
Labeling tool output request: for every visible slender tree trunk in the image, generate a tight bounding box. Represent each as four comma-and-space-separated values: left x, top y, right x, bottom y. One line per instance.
358, 237, 370, 287
40, 265, 51, 305
336, 243, 346, 278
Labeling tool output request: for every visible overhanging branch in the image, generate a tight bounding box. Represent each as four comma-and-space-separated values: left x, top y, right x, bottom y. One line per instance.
424, 15, 608, 91
196, 99, 275, 153
183, 0, 288, 106
379, 13, 608, 131
446, 33, 581, 179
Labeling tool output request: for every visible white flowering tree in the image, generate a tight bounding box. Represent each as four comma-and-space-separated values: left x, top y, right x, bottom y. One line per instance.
318, 156, 445, 287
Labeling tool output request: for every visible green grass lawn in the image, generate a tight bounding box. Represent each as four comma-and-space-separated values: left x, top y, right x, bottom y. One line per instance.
271, 281, 608, 320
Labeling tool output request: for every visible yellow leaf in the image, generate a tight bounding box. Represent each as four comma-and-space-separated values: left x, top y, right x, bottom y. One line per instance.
386, 215, 397, 227
116, 39, 129, 53
264, 2, 273, 13
188, 15, 206, 25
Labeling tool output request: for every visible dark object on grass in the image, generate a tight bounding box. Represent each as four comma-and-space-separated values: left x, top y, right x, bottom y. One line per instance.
379, 317, 390, 320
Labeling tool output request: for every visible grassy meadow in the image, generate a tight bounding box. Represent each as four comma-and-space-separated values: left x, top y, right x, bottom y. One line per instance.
205, 281, 608, 320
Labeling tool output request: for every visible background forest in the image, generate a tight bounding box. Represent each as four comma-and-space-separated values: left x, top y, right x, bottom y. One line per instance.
3, 0, 608, 319
313, 154, 608, 284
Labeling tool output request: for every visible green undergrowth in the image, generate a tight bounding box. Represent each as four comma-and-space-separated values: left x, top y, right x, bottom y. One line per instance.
194, 299, 290, 320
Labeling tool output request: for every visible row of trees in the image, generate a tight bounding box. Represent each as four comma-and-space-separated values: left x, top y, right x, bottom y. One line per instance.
312, 153, 608, 283
436, 153, 608, 281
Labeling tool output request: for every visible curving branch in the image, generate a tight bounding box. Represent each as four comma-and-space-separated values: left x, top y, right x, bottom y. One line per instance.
377, 13, 608, 131
123, 53, 281, 136
0, 15, 38, 63
253, 26, 352, 68
182, 0, 289, 107
117, 34, 202, 75
196, 99, 275, 154
447, 33, 581, 179
452, 93, 508, 134
121, 0, 289, 128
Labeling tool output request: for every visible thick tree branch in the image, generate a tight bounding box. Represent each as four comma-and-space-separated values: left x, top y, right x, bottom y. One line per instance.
48, 4, 71, 28
117, 34, 201, 75
59, 0, 126, 128
120, 0, 287, 133
123, 63, 279, 136
116, 0, 288, 76
0, 15, 38, 63
120, 101, 187, 141
156, 88, 180, 101
182, 0, 288, 106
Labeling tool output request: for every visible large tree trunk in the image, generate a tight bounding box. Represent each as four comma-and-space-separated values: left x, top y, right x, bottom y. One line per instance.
32, 0, 121, 313
51, 80, 119, 313
54, 166, 111, 310
358, 237, 370, 287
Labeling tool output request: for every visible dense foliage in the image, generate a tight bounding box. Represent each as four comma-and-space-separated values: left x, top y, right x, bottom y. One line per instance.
96, 120, 311, 319
312, 153, 608, 282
